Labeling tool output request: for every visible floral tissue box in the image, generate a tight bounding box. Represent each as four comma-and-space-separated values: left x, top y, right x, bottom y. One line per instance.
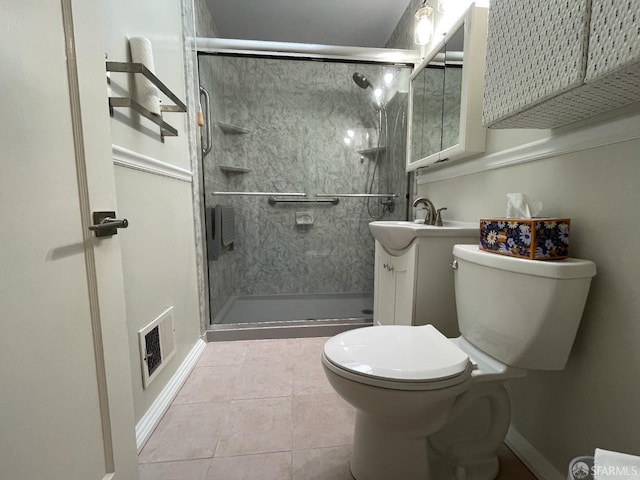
479, 218, 570, 260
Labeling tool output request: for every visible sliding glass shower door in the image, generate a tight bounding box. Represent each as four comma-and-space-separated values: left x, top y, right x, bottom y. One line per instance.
198, 53, 410, 325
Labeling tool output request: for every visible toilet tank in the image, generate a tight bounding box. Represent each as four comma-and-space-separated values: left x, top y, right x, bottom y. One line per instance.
452, 244, 596, 370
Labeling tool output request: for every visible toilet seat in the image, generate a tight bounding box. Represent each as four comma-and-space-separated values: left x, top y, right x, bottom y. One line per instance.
323, 324, 473, 391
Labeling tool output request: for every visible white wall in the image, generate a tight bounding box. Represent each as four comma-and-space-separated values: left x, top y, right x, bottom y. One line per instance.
392, 0, 640, 474
417, 114, 640, 474
100, 0, 202, 421
102, 1, 190, 169
387, 0, 490, 54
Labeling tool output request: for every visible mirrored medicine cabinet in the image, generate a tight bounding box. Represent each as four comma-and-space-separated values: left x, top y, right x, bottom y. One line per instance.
406, 5, 489, 172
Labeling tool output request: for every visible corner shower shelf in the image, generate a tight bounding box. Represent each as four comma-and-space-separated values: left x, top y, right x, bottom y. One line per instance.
219, 165, 251, 174
106, 62, 187, 141
357, 146, 387, 157
217, 122, 251, 134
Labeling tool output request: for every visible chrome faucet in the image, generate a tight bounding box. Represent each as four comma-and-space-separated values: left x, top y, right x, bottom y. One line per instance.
411, 197, 437, 225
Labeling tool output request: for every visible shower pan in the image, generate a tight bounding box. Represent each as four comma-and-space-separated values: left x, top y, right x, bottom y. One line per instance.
197, 40, 414, 339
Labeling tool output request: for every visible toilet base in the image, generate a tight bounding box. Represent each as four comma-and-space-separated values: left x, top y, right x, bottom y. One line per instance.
323, 354, 471, 480
429, 382, 511, 480
350, 411, 433, 480
322, 347, 514, 480
428, 453, 499, 480
347, 382, 512, 480
454, 457, 500, 480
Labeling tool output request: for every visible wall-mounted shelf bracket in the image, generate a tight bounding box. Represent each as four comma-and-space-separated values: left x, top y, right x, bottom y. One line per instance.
219, 165, 251, 174
106, 61, 187, 141
217, 122, 251, 134
357, 146, 387, 158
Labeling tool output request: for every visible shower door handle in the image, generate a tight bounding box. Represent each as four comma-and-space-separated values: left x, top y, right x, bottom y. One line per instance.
199, 86, 212, 157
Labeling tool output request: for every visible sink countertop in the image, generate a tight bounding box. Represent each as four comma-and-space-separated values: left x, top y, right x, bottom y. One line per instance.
369, 220, 479, 251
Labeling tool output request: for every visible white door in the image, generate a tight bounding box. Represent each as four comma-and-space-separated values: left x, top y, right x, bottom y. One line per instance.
0, 1, 138, 479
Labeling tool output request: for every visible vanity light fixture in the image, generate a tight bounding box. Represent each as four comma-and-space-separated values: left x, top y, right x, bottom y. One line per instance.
414, 1, 435, 45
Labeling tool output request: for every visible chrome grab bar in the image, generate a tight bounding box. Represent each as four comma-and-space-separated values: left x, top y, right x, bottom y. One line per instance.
212, 191, 307, 197
268, 196, 339, 205
211, 192, 396, 202
316, 193, 398, 198
199, 86, 212, 157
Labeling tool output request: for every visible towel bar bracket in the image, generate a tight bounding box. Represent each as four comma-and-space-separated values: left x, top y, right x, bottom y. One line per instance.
106, 61, 187, 142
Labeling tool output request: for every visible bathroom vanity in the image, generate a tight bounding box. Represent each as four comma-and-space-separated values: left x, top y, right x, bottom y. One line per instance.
374, 240, 417, 328
370, 221, 478, 337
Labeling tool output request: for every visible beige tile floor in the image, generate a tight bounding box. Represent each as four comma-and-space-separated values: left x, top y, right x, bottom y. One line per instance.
139, 337, 538, 480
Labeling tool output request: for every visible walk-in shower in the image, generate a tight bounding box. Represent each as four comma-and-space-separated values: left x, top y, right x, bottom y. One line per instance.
197, 41, 413, 338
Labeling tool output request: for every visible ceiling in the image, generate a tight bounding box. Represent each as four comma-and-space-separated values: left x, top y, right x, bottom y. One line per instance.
204, 0, 414, 48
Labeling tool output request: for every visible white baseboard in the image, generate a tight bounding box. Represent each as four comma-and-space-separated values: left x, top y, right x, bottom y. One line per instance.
506, 426, 565, 480
135, 339, 207, 452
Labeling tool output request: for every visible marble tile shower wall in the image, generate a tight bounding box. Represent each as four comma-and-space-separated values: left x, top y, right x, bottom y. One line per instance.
200, 55, 409, 322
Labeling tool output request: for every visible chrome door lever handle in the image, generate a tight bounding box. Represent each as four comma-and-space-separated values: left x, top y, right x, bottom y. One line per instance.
89, 211, 129, 237
89, 217, 128, 230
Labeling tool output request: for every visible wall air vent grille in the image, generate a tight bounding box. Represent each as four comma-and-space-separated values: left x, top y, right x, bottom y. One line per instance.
144, 326, 162, 376
138, 306, 176, 388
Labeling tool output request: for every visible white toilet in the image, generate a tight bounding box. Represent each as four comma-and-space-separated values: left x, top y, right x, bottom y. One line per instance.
322, 244, 596, 480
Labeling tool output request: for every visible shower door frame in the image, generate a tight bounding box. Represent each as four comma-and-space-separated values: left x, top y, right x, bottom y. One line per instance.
196, 37, 419, 64
196, 39, 418, 340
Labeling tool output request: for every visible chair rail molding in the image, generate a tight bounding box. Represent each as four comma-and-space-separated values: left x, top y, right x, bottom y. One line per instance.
112, 144, 193, 182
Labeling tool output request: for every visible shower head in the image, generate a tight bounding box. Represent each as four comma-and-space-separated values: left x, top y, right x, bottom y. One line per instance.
352, 72, 372, 90
353, 72, 385, 112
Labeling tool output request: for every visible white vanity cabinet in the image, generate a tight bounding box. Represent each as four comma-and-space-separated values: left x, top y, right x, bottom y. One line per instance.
373, 234, 477, 337
374, 240, 418, 327
483, 0, 640, 129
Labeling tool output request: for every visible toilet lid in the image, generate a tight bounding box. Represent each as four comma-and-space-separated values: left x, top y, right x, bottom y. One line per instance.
324, 324, 470, 382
